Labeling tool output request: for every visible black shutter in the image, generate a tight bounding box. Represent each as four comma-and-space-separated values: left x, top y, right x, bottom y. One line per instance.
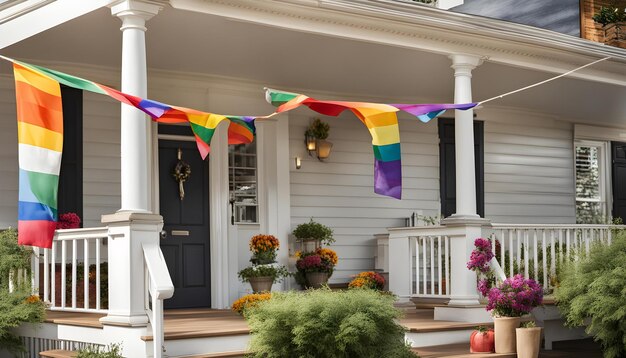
57, 85, 83, 222
612, 142, 626, 223
438, 118, 484, 217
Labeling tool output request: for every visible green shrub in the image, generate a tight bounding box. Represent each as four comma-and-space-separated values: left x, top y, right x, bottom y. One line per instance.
555, 231, 626, 358
76, 343, 123, 358
0, 229, 46, 355
292, 219, 334, 245
245, 289, 417, 358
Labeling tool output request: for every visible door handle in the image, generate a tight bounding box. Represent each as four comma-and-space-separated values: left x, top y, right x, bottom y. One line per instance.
160, 230, 167, 240
171, 230, 190, 236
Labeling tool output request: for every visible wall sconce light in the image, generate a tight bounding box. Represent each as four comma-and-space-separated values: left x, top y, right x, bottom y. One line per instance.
295, 156, 302, 169
316, 139, 333, 161
304, 131, 316, 155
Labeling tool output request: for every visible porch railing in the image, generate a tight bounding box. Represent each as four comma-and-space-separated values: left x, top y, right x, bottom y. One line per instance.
484, 224, 625, 292
387, 226, 454, 299
143, 243, 174, 358
35, 227, 109, 313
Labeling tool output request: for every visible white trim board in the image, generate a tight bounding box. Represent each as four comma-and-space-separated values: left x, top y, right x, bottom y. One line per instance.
575, 124, 626, 142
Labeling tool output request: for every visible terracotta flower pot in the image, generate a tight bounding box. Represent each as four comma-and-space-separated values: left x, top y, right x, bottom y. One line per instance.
305, 272, 329, 289
516, 327, 542, 358
493, 316, 521, 353
248, 276, 273, 293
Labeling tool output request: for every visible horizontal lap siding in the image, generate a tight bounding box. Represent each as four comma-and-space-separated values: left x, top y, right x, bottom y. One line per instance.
82, 93, 120, 227
0, 78, 18, 228
482, 109, 575, 224
289, 112, 440, 282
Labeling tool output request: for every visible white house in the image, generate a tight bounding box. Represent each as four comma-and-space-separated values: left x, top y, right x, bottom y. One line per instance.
1, 0, 625, 356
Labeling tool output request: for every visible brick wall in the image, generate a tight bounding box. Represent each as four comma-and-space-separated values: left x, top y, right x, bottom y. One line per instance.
581, 0, 626, 43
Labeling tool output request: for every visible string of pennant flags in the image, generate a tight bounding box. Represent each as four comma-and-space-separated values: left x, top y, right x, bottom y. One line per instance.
0, 55, 609, 248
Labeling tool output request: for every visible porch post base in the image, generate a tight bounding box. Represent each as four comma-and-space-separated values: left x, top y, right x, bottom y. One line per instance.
100, 313, 150, 327
434, 305, 492, 323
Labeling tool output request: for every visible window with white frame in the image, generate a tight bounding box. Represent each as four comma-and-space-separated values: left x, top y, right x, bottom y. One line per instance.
575, 141, 609, 223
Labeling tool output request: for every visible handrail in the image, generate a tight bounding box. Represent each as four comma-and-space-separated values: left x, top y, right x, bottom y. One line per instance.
142, 243, 174, 358
491, 223, 626, 229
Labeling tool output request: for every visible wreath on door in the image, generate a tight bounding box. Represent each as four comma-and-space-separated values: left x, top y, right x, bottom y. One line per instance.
172, 148, 191, 200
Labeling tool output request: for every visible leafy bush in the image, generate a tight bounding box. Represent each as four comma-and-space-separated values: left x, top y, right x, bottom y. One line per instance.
555, 231, 626, 358
76, 343, 123, 358
245, 289, 417, 358
0, 229, 46, 355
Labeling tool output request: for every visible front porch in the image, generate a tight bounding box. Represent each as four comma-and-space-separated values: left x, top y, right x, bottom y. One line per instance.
28, 305, 602, 358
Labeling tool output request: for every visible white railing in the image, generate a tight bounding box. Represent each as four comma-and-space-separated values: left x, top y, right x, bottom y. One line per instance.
34, 227, 109, 313
485, 224, 626, 292
411, 233, 450, 297
143, 243, 174, 358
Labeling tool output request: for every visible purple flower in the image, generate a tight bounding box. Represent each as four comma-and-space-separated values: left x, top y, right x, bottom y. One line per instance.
467, 238, 494, 274
486, 274, 543, 317
477, 278, 492, 296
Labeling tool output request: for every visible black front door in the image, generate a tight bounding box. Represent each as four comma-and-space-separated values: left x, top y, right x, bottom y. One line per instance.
159, 134, 211, 309
612, 142, 626, 223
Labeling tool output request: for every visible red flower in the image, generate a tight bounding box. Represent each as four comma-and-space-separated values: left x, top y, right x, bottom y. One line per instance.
57, 212, 81, 229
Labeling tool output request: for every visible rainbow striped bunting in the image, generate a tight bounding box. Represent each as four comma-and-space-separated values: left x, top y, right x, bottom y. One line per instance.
265, 88, 477, 199
5, 57, 256, 248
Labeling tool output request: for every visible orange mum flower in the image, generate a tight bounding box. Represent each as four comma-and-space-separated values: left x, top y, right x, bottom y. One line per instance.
231, 293, 272, 315
316, 248, 338, 266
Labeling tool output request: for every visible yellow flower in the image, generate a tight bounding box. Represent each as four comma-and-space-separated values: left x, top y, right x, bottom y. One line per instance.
316, 248, 338, 266
295, 250, 302, 258
25, 295, 40, 304
231, 293, 272, 315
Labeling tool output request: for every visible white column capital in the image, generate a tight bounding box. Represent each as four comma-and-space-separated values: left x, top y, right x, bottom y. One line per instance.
448, 53, 484, 76
111, 0, 163, 31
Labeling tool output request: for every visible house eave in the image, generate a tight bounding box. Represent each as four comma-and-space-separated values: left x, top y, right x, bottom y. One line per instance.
172, 0, 626, 86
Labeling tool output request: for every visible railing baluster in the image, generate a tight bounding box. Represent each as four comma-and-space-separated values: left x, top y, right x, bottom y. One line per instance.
428, 236, 435, 295
445, 236, 450, 296
96, 238, 101, 310
565, 229, 571, 262
542, 230, 547, 290
524, 231, 529, 279
437, 235, 442, 295
72, 239, 77, 309
61, 240, 66, 308
51, 242, 56, 307
533, 230, 538, 282
44, 248, 49, 303
585, 229, 590, 255
509, 230, 514, 277
550, 230, 556, 289
84, 239, 89, 309
32, 247, 40, 295
422, 237, 427, 295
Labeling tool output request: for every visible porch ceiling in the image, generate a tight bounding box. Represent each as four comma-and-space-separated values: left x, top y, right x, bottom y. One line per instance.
1, 5, 625, 127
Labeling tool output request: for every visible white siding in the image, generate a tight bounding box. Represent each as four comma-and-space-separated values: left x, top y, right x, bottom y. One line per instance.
82, 93, 120, 228
482, 108, 576, 224
289, 111, 441, 282
0, 76, 18, 228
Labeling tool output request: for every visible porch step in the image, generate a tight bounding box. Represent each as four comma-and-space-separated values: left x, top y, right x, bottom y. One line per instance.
413, 343, 515, 358
38, 350, 77, 358
179, 351, 247, 358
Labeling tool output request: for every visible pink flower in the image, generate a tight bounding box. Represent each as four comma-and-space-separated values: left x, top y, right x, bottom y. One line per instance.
57, 212, 81, 229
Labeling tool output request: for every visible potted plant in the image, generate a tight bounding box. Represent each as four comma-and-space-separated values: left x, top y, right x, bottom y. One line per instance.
486, 275, 543, 354
470, 326, 495, 353
467, 238, 543, 354
593, 5, 626, 44
238, 234, 288, 293
292, 218, 334, 253
516, 321, 542, 358
295, 247, 338, 289
348, 271, 385, 291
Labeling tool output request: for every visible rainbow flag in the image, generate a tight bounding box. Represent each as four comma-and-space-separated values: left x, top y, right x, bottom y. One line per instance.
265, 88, 477, 199
4, 57, 257, 247
6, 60, 255, 159
14, 63, 63, 248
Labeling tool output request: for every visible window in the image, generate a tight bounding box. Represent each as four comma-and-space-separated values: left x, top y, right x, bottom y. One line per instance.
229, 143, 258, 223
575, 141, 608, 223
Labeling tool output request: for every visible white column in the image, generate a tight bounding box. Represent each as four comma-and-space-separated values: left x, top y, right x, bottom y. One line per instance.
112, 0, 162, 213
448, 54, 483, 219
209, 122, 230, 308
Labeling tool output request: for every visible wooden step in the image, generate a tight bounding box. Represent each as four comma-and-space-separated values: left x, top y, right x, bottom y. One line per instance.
413, 343, 515, 358
180, 351, 247, 358
39, 350, 77, 358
